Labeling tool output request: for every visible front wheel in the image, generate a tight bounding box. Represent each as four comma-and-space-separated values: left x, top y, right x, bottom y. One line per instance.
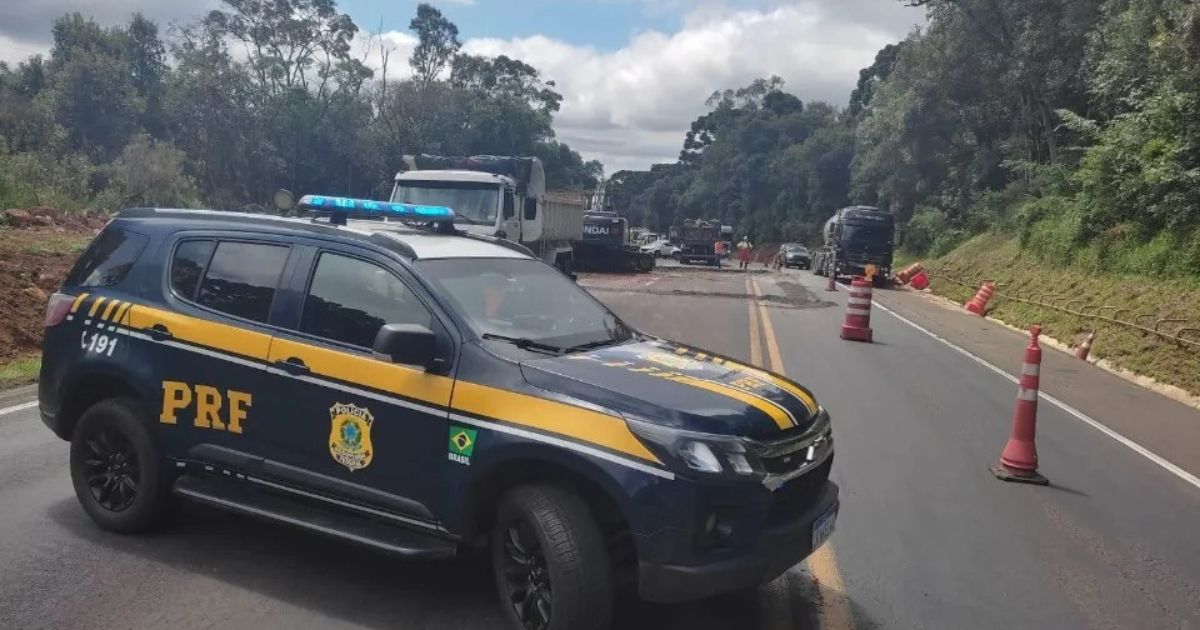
492, 485, 613, 630
70, 398, 170, 533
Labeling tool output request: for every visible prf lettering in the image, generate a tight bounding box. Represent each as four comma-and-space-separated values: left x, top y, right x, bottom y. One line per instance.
159, 381, 252, 434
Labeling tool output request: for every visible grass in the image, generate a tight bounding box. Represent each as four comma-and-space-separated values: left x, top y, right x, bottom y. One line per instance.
0, 230, 92, 257
914, 233, 1200, 395
0, 355, 39, 389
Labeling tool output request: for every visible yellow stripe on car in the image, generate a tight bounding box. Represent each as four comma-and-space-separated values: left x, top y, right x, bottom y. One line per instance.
665, 373, 794, 430
70, 293, 90, 313
451, 381, 661, 464
112, 302, 132, 323
127, 304, 273, 360
266, 336, 454, 407
88, 296, 106, 317
101, 299, 122, 322
122, 304, 660, 469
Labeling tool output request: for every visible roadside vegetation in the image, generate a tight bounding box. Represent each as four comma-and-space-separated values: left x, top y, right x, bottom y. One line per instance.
0, 1, 602, 215
608, 0, 1200, 283
913, 234, 1200, 396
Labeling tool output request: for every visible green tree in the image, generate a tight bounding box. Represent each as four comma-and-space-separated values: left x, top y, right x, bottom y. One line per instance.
409, 3, 461, 82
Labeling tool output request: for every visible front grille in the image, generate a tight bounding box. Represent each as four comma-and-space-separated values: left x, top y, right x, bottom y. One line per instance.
768, 454, 833, 523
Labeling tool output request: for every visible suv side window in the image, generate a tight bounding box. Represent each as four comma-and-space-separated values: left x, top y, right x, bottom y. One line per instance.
65, 227, 149, 288
191, 241, 290, 323
170, 240, 216, 300
300, 252, 431, 349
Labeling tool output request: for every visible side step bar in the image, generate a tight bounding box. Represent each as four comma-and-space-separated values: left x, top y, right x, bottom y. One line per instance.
173, 474, 456, 560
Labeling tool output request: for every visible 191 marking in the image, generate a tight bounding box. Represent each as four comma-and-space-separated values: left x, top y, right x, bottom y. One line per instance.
81, 331, 117, 356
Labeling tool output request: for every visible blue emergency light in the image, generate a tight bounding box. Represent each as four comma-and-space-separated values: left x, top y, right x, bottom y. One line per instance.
297, 195, 455, 221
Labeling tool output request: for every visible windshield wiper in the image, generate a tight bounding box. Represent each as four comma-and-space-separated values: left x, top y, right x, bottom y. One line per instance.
453, 216, 490, 226
564, 338, 624, 353
481, 333, 564, 355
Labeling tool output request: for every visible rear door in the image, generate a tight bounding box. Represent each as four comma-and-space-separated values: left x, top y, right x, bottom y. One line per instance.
258, 242, 456, 526
128, 235, 294, 465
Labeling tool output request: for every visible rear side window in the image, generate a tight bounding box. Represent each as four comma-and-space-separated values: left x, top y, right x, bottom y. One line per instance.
300, 252, 431, 348
170, 240, 216, 299
66, 227, 149, 288
181, 241, 289, 323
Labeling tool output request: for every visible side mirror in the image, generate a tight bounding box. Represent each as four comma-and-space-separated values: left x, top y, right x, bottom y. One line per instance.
372, 324, 437, 369
503, 194, 515, 219
523, 198, 537, 221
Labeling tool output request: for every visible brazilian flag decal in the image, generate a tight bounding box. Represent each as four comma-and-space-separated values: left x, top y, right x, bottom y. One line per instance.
449, 426, 477, 458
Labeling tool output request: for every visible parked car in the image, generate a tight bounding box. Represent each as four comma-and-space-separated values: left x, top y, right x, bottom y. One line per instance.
640, 238, 681, 259
779, 243, 811, 269
38, 195, 839, 630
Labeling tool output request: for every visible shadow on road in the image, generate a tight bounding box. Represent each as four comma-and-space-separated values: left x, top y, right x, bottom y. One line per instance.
43, 497, 873, 629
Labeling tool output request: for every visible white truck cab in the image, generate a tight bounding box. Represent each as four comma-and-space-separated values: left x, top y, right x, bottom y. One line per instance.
390, 155, 583, 272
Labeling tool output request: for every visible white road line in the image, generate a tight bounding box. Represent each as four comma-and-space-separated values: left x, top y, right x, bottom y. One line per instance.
867, 295, 1200, 492
0, 400, 38, 417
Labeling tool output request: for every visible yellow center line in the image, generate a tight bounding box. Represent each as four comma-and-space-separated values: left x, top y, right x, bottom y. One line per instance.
751, 278, 854, 630
746, 277, 764, 367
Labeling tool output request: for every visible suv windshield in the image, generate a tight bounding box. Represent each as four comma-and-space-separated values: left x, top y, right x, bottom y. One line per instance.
418, 258, 633, 350
391, 181, 500, 225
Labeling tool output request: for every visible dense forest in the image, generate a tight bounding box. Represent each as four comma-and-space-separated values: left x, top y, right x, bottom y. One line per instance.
608, 0, 1200, 275
0, 1, 602, 212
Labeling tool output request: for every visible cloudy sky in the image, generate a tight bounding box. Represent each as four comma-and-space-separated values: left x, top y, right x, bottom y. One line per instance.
0, 0, 925, 173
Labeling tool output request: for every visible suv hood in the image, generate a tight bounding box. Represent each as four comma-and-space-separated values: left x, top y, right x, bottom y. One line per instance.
519, 339, 819, 439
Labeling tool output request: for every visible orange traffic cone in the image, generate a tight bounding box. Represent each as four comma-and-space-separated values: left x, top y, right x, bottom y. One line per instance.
839, 277, 873, 343
910, 271, 929, 290
965, 281, 996, 316
1074, 332, 1096, 361
990, 325, 1049, 485
896, 262, 924, 285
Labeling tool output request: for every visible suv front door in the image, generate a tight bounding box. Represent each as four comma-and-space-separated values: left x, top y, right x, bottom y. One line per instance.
259, 243, 455, 528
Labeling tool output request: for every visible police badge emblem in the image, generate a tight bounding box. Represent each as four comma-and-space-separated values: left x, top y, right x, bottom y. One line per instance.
329, 403, 374, 471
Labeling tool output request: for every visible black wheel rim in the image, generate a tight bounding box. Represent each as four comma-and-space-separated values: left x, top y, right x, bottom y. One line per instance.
501, 520, 552, 630
82, 428, 140, 512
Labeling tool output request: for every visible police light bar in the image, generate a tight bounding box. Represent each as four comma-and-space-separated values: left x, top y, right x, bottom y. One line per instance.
297, 195, 455, 220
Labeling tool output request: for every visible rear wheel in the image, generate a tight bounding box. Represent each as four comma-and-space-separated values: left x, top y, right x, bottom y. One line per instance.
492, 484, 613, 630
69, 398, 170, 533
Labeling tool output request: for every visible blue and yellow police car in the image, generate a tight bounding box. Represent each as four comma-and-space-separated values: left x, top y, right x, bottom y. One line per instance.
39, 196, 837, 630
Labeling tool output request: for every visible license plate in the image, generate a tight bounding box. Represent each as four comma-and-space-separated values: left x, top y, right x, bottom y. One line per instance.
811, 507, 837, 551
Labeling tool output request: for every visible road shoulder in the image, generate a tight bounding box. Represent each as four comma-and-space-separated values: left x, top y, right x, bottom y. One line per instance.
870, 283, 1200, 483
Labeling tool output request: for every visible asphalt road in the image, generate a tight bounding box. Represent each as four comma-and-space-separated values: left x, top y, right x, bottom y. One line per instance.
1, 266, 1197, 629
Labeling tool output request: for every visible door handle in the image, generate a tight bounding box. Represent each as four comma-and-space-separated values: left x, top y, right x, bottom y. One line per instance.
147, 324, 173, 341
274, 357, 311, 376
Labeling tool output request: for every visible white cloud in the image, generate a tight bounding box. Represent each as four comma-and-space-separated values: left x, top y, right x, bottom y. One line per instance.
463, 2, 920, 173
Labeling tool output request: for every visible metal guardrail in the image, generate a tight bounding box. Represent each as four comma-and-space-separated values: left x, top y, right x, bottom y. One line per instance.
927, 265, 1200, 350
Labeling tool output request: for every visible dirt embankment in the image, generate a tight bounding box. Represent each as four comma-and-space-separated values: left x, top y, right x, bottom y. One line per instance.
0, 208, 108, 365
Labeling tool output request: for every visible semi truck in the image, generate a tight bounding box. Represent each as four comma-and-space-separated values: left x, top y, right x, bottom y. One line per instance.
812, 205, 895, 286
674, 219, 722, 266
391, 155, 585, 273
574, 211, 656, 272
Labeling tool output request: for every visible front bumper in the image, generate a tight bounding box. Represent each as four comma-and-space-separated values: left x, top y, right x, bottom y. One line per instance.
637, 480, 839, 603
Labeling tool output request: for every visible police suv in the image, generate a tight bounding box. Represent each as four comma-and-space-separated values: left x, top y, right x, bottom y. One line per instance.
39, 196, 838, 630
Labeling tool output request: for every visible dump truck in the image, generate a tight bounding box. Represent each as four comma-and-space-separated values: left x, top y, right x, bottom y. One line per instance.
574, 211, 656, 272
812, 205, 895, 286
391, 155, 586, 273
674, 219, 722, 266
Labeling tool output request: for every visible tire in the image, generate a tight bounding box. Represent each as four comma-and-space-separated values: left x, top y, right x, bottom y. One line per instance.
492, 484, 613, 630
70, 397, 170, 533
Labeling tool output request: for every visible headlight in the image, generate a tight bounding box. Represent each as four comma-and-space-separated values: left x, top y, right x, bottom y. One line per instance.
625, 417, 765, 479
